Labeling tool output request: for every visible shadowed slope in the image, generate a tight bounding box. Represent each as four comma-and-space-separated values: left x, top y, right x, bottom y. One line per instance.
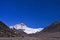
41, 21, 60, 32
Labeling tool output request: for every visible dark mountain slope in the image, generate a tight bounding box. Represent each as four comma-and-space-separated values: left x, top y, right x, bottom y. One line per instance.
0, 21, 12, 37
0, 21, 27, 37
41, 21, 60, 32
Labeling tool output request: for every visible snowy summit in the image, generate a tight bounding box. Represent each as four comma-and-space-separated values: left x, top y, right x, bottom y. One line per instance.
10, 23, 44, 34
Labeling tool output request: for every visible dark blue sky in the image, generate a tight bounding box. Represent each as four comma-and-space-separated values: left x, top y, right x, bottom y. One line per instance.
0, 0, 60, 28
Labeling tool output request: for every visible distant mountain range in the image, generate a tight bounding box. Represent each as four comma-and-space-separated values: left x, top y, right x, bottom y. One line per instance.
10, 23, 43, 34
0, 21, 60, 40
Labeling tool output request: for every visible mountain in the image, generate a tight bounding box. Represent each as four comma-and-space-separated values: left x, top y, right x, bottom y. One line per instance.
10, 23, 43, 34
0, 21, 60, 40
29, 21, 60, 37
0, 21, 15, 37
41, 21, 60, 33
0, 21, 27, 37
38, 21, 60, 40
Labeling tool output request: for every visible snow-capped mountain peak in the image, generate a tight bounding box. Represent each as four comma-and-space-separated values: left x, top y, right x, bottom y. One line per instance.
10, 23, 44, 34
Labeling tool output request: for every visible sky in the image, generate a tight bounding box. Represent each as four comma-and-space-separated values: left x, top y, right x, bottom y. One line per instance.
0, 0, 60, 28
